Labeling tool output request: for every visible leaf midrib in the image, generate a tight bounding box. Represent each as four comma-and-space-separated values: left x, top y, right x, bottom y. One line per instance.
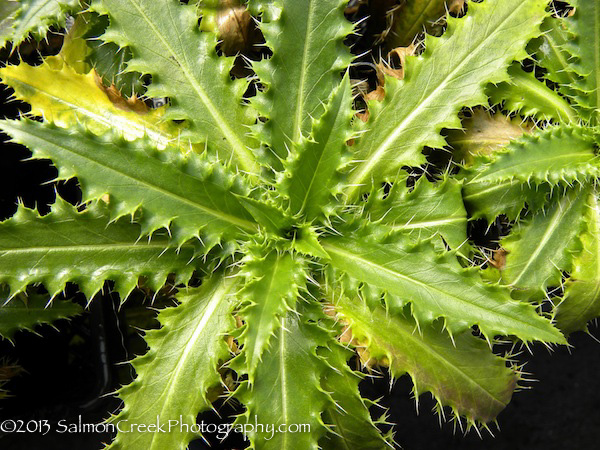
348, 1, 538, 195
369, 315, 509, 412
323, 241, 554, 338
150, 279, 234, 450
463, 178, 518, 200
124, 0, 258, 173
292, 0, 316, 144
0, 242, 185, 254
474, 153, 597, 183
389, 216, 465, 231
279, 319, 290, 449
594, 1, 600, 112
509, 194, 574, 286
19, 123, 258, 232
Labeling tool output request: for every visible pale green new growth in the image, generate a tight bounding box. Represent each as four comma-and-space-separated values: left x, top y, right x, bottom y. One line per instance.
500, 187, 588, 297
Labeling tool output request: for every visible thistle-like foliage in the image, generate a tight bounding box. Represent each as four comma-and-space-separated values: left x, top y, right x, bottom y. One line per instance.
345, 0, 549, 199
499, 187, 588, 298
0, 288, 82, 341
0, 198, 201, 298
555, 189, 600, 333
2, 0, 81, 47
1, 0, 600, 448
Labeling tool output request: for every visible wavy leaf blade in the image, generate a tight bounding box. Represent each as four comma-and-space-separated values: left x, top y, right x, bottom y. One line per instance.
0, 290, 82, 340
465, 125, 599, 186
251, 0, 354, 158
555, 190, 600, 333
283, 75, 354, 220
236, 306, 330, 449
322, 234, 564, 343
94, 0, 259, 172
11, 0, 80, 45
0, 199, 199, 298
319, 343, 390, 449
487, 64, 577, 123
500, 187, 588, 296
346, 0, 549, 200
564, 0, 600, 122
108, 274, 237, 450
0, 119, 258, 246
334, 294, 518, 424
531, 16, 581, 102
234, 249, 306, 380
365, 177, 468, 249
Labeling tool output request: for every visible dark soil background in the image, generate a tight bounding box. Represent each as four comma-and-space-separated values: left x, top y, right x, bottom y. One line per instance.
1, 2, 600, 449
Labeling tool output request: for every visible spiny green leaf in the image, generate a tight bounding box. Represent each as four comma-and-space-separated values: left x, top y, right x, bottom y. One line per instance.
464, 124, 599, 188
364, 176, 468, 249
281, 74, 354, 221
250, 0, 354, 159
333, 293, 518, 425
322, 232, 565, 343
236, 194, 293, 236
235, 305, 331, 449
447, 109, 532, 166
461, 176, 551, 222
93, 0, 259, 173
555, 189, 600, 333
291, 224, 329, 259
108, 273, 237, 450
530, 15, 581, 103
232, 248, 307, 380
0, 289, 82, 340
0, 198, 201, 299
0, 119, 258, 247
562, 0, 600, 123
345, 0, 549, 200
487, 63, 577, 123
460, 124, 598, 221
319, 342, 391, 449
10, 0, 80, 46
500, 187, 588, 298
